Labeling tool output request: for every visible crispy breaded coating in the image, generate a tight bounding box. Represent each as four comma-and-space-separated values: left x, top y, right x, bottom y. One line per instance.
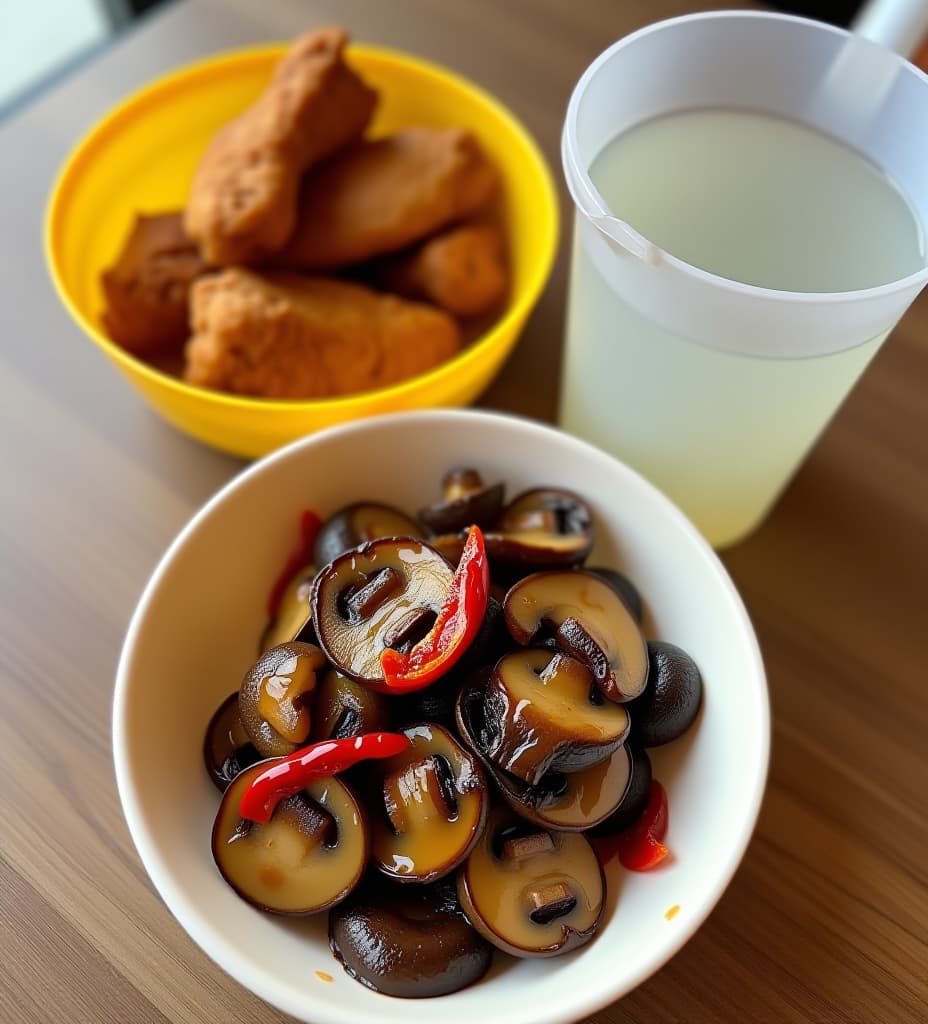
101, 211, 208, 357
277, 127, 499, 270
184, 28, 377, 266
184, 269, 460, 398
376, 222, 508, 317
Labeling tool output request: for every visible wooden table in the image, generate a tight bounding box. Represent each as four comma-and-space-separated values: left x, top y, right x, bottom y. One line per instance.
1, 1, 925, 1021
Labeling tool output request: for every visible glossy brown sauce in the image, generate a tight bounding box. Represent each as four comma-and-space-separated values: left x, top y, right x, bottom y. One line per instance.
373, 725, 484, 881
534, 744, 632, 828
486, 649, 628, 783
460, 810, 604, 954
256, 647, 325, 742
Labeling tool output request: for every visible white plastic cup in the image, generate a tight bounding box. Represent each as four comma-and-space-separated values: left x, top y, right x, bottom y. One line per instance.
559, 11, 928, 547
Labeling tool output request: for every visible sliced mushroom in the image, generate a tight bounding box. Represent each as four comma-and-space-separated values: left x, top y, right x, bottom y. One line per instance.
426, 531, 468, 566
504, 570, 648, 703
212, 765, 368, 914
239, 642, 328, 758
629, 641, 703, 746
314, 503, 423, 567
260, 564, 317, 652
477, 648, 629, 785
418, 468, 504, 534
483, 488, 594, 568
587, 566, 644, 624
456, 808, 605, 957
203, 692, 263, 791
312, 667, 390, 742
455, 682, 633, 829
588, 744, 653, 837
371, 723, 488, 883
329, 878, 492, 997
497, 748, 633, 831
311, 537, 454, 689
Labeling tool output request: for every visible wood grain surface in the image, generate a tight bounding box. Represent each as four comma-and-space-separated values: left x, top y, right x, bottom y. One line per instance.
0, 0, 925, 1022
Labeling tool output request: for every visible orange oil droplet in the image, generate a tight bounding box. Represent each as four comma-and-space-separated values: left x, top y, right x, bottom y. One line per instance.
664, 904, 680, 921
315, 970, 334, 983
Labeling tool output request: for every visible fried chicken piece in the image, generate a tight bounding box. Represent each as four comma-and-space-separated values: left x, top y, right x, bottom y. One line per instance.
100, 211, 208, 357
375, 221, 508, 317
184, 269, 460, 399
277, 127, 499, 270
184, 28, 377, 266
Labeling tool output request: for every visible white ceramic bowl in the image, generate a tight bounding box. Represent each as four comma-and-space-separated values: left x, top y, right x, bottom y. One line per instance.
113, 409, 769, 1024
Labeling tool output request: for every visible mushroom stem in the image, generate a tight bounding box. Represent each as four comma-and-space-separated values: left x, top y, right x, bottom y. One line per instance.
555, 617, 616, 699
528, 883, 577, 924
345, 567, 403, 620
501, 831, 555, 861
383, 755, 457, 833
273, 792, 335, 851
381, 606, 436, 651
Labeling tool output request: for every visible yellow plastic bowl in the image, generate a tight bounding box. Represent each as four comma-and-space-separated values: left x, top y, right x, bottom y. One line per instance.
45, 43, 558, 458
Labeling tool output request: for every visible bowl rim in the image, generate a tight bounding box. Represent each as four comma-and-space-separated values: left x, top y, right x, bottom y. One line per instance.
44, 42, 559, 411
112, 408, 770, 1024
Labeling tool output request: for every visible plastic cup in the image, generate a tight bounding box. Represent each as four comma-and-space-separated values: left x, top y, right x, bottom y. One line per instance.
559, 11, 928, 547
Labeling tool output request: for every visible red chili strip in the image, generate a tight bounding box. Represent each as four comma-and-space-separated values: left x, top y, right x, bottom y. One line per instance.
266, 509, 322, 619
379, 524, 490, 693
239, 732, 411, 824
616, 779, 670, 871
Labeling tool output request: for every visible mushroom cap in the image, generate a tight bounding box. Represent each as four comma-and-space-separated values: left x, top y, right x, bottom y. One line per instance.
260, 564, 317, 653
239, 642, 329, 758
494, 750, 633, 832
329, 877, 492, 998
212, 766, 368, 915
504, 570, 649, 703
311, 536, 454, 688
588, 744, 653, 837
629, 640, 703, 746
456, 808, 605, 957
455, 680, 634, 829
314, 502, 423, 567
203, 692, 262, 792
586, 565, 644, 624
483, 487, 594, 567
311, 667, 390, 742
481, 648, 630, 784
418, 468, 505, 534
371, 722, 488, 883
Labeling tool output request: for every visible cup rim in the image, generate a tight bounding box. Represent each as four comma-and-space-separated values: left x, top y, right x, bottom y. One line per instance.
562, 9, 928, 306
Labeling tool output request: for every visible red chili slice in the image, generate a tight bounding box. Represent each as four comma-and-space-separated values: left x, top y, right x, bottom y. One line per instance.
616, 779, 670, 871
238, 732, 411, 824
379, 524, 489, 693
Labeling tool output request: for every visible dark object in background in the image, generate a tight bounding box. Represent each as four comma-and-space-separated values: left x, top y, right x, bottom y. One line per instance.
100, 0, 168, 21
772, 1, 865, 27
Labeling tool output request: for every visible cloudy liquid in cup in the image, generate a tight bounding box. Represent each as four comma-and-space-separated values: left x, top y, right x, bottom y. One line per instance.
560, 108, 925, 546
